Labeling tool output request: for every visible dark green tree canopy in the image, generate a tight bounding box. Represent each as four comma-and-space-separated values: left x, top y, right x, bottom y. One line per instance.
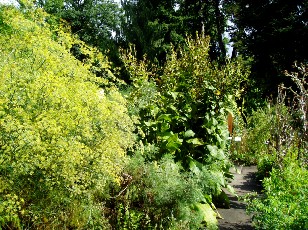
121, 0, 186, 64
225, 0, 308, 94
121, 0, 229, 64
33, 0, 122, 53
179, 0, 227, 62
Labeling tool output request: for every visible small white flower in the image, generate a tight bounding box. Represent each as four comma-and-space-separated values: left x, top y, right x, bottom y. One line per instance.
98, 89, 104, 99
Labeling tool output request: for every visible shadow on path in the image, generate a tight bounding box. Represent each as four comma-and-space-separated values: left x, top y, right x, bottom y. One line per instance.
217, 166, 261, 230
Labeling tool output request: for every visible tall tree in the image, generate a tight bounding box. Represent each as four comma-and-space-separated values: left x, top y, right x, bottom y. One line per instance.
225, 0, 308, 95
121, 0, 229, 64
33, 0, 122, 54
179, 0, 228, 62
121, 0, 185, 64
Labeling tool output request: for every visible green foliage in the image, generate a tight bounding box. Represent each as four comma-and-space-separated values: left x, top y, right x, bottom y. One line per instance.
124, 35, 248, 163
121, 35, 249, 229
121, 0, 230, 64
256, 154, 276, 180
110, 152, 220, 229
231, 103, 298, 167
228, 105, 273, 165
241, 65, 308, 229
229, 64, 307, 167
179, 0, 228, 62
246, 158, 308, 229
284, 63, 308, 164
225, 0, 307, 95
158, 35, 248, 162
2, 1, 307, 229
0, 5, 134, 229
33, 0, 122, 55
121, 0, 186, 64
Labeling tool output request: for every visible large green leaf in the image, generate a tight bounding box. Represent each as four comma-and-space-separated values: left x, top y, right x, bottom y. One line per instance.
207, 145, 225, 160
184, 129, 195, 138
165, 133, 183, 151
157, 114, 172, 121
187, 138, 204, 146
193, 203, 218, 230
169, 91, 179, 100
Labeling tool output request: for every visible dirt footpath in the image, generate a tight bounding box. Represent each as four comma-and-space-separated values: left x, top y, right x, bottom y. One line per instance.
217, 166, 262, 230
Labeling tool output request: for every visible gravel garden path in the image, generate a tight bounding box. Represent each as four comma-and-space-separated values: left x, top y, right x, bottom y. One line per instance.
217, 166, 262, 230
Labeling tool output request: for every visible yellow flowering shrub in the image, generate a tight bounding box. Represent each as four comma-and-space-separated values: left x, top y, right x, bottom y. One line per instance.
0, 5, 134, 229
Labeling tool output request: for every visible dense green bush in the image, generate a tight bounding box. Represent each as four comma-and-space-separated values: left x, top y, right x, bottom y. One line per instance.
110, 152, 219, 229
123, 35, 249, 164
229, 63, 307, 169
247, 157, 308, 229
231, 61, 307, 168
228, 105, 275, 165
229, 102, 298, 166
0, 5, 134, 229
